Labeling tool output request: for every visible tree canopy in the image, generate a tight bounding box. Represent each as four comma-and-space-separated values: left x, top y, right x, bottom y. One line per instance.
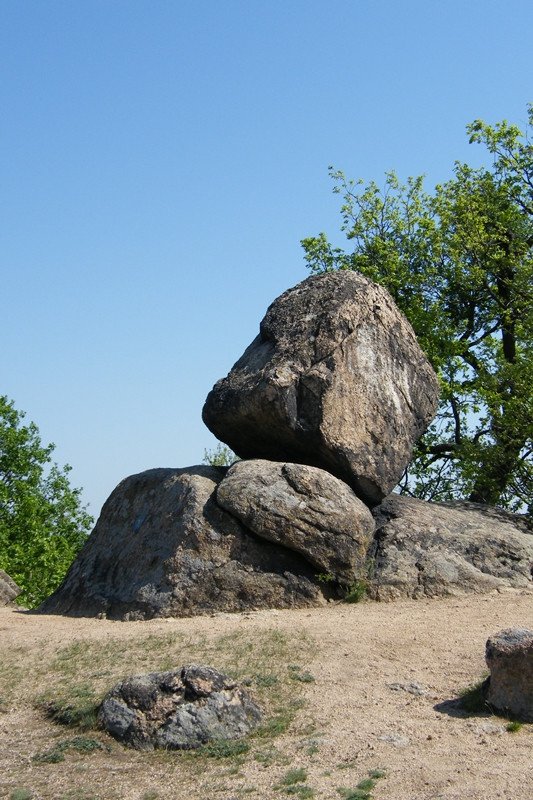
302, 105, 533, 513
0, 396, 93, 607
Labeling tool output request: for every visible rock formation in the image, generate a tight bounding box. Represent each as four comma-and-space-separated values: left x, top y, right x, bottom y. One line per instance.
0, 570, 20, 606
485, 629, 533, 722
369, 496, 533, 600
203, 271, 440, 506
99, 664, 262, 750
217, 460, 375, 584
35, 270, 533, 619
38, 466, 327, 620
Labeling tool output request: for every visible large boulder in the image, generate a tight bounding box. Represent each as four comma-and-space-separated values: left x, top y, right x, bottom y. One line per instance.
369, 495, 533, 600
37, 466, 327, 620
0, 570, 21, 606
217, 459, 375, 584
485, 629, 533, 722
202, 271, 440, 506
99, 664, 262, 750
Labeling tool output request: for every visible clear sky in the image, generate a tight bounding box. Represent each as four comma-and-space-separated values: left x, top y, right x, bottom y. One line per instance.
2, 0, 533, 519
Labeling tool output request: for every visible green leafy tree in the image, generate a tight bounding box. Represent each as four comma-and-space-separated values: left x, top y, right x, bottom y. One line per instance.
0, 396, 93, 607
302, 106, 533, 512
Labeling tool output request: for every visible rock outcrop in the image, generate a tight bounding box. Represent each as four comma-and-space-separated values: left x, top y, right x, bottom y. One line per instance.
37, 466, 328, 620
99, 664, 262, 750
35, 271, 533, 620
369, 495, 533, 600
0, 570, 20, 606
217, 460, 375, 584
203, 271, 440, 506
485, 629, 533, 722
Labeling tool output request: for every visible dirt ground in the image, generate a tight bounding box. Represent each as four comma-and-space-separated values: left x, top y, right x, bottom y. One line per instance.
1, 588, 532, 800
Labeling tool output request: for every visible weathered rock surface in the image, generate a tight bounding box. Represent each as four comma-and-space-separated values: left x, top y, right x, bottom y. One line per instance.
99, 664, 262, 750
217, 460, 375, 584
202, 271, 440, 505
37, 466, 327, 620
370, 495, 533, 600
0, 570, 20, 606
485, 629, 533, 722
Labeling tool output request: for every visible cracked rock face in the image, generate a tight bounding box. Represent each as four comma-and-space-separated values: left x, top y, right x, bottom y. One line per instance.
217, 459, 375, 584
370, 495, 533, 600
98, 664, 263, 750
202, 271, 440, 506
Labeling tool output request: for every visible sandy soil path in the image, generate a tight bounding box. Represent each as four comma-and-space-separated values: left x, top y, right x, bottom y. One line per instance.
1, 589, 532, 800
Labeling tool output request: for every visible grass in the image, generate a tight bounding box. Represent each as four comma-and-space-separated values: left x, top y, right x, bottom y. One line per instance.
458, 675, 489, 714
1, 624, 316, 799
344, 559, 374, 604
253, 744, 291, 766
337, 768, 387, 800
32, 737, 106, 764
280, 768, 308, 785
288, 665, 315, 683
275, 768, 315, 798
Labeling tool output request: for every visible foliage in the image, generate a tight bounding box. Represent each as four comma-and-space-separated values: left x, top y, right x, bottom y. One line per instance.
0, 396, 93, 607
302, 105, 533, 512
506, 721, 523, 732
203, 442, 239, 467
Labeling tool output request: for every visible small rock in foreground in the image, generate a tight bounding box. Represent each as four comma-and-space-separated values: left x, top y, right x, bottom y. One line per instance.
485, 629, 533, 722
99, 664, 262, 750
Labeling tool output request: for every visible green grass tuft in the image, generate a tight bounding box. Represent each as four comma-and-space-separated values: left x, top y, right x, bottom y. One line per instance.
199, 739, 250, 758
458, 676, 489, 713
280, 767, 307, 785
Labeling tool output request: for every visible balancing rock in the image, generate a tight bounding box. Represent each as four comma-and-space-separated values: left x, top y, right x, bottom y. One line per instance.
202, 271, 439, 505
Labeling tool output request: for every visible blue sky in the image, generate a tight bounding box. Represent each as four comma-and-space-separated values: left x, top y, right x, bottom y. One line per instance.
2, 0, 532, 519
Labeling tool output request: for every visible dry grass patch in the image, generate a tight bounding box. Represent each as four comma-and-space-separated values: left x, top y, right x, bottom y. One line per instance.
0, 622, 315, 800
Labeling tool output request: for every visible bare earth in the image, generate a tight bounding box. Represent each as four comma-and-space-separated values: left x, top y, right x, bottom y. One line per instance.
1, 589, 532, 800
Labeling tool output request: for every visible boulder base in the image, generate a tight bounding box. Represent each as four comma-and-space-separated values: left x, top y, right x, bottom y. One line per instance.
0, 570, 21, 606
37, 466, 327, 620
217, 460, 375, 584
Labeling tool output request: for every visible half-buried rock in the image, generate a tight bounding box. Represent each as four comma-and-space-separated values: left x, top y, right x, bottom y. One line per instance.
99, 664, 262, 750
485, 629, 533, 722
37, 466, 327, 619
217, 459, 375, 585
202, 271, 440, 506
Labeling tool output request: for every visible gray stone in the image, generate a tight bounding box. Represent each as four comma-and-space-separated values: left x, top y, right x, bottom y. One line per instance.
99, 664, 262, 750
485, 629, 533, 722
370, 495, 533, 599
0, 570, 21, 606
217, 459, 375, 584
202, 271, 439, 505
37, 466, 327, 620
